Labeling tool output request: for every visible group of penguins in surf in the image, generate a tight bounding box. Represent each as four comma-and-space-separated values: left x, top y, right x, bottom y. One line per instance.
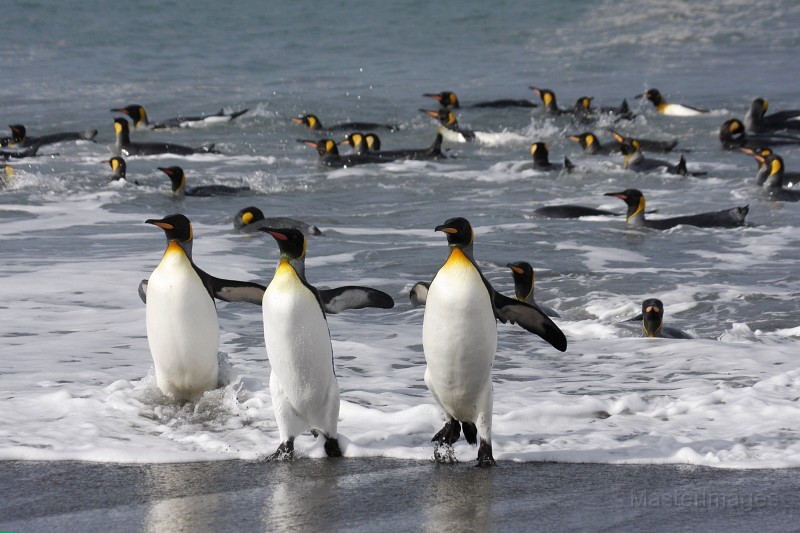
5, 87, 800, 466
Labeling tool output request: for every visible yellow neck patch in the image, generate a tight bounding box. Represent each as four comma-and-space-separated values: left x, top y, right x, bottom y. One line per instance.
543, 93, 553, 107
242, 212, 254, 225
771, 159, 783, 176
628, 196, 645, 221
585, 134, 595, 147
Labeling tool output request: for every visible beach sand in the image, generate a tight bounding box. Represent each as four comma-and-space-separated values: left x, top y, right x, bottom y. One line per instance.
2, 458, 798, 531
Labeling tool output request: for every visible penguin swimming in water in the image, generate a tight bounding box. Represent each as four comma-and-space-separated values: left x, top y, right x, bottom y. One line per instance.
340, 132, 447, 161
142, 214, 266, 401
740, 147, 800, 188
423, 217, 566, 466
158, 166, 250, 197
292, 114, 399, 132
298, 138, 398, 167
106, 156, 141, 185
233, 206, 322, 236
624, 299, 692, 339
572, 97, 634, 123
113, 118, 218, 156
754, 153, 800, 202
619, 138, 704, 176
529, 142, 574, 173
567, 132, 621, 155
507, 261, 560, 318
718, 119, 800, 151
257, 227, 394, 460
0, 143, 40, 160
423, 90, 537, 109
744, 97, 800, 134
533, 203, 620, 219
636, 88, 709, 116
419, 108, 477, 143
529, 87, 570, 116
605, 189, 749, 229
0, 124, 97, 148
608, 130, 679, 153
111, 104, 248, 130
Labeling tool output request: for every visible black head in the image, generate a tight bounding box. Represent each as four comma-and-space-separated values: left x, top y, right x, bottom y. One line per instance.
111, 105, 147, 126
339, 132, 366, 152
158, 166, 186, 193
364, 133, 381, 151
424, 91, 460, 108
618, 138, 641, 156
420, 108, 457, 127
107, 156, 126, 180
605, 189, 645, 219
719, 119, 745, 147
234, 206, 265, 229
638, 89, 663, 105
530, 142, 551, 164
435, 217, 473, 248
146, 213, 193, 243
292, 114, 321, 129
298, 138, 339, 157
260, 227, 306, 261
530, 87, 557, 108
567, 132, 598, 151
507, 261, 534, 301
757, 153, 785, 184
9, 124, 26, 143
642, 298, 664, 338
575, 97, 593, 110
113, 116, 130, 136
750, 97, 768, 118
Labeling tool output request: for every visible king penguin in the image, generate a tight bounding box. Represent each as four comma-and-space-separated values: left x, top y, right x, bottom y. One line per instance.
144, 214, 221, 401
422, 217, 567, 466
258, 227, 394, 460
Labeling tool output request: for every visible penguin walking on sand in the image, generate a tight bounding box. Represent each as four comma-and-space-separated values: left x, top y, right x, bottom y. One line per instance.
257, 227, 394, 460
142, 214, 264, 401
422, 217, 567, 466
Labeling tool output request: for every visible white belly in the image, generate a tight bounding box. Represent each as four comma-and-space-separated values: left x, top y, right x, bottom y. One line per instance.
422, 250, 496, 418
662, 103, 704, 117
146, 245, 219, 401
262, 262, 337, 415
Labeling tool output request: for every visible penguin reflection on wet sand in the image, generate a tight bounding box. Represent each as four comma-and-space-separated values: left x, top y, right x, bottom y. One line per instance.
624, 299, 692, 339
257, 227, 394, 460
233, 206, 322, 236
158, 166, 250, 197
605, 189, 749, 229
114, 118, 218, 156
422, 217, 566, 467
141, 214, 266, 401
111, 104, 248, 130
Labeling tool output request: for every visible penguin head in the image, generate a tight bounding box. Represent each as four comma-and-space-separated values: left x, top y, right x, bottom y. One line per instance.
113, 117, 130, 139
507, 261, 534, 302
530, 87, 557, 109
637, 89, 664, 106
641, 298, 664, 338
530, 142, 551, 164
751, 97, 768, 119
618, 138, 640, 155
292, 114, 321, 130
158, 166, 186, 194
435, 217, 474, 249
107, 156, 126, 180
8, 124, 26, 144
365, 133, 381, 151
340, 132, 366, 153
568, 132, 594, 150
740, 146, 773, 168
605, 189, 645, 222
756, 154, 785, 187
575, 97, 593, 110
234, 206, 265, 230
298, 138, 339, 157
111, 105, 148, 128
146, 214, 194, 258
421, 108, 457, 128
719, 119, 745, 147
260, 227, 307, 275
423, 91, 460, 108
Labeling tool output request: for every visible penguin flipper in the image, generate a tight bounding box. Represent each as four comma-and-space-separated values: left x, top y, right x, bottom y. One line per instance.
138, 279, 148, 303
492, 291, 567, 352
211, 277, 266, 305
623, 313, 643, 323
319, 286, 395, 314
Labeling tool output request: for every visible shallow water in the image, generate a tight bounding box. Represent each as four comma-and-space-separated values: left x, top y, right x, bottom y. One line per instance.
1, 0, 800, 468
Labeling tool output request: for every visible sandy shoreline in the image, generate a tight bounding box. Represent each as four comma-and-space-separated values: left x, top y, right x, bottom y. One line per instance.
2, 458, 798, 531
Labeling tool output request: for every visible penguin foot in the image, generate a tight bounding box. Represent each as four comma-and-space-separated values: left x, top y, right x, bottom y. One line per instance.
267, 439, 294, 461
433, 442, 458, 464
462, 422, 478, 445
431, 419, 461, 446
324, 436, 342, 458
476, 439, 496, 468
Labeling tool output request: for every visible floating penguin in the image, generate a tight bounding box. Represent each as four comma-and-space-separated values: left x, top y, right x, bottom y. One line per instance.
619, 138, 704, 176
571, 97, 634, 123
111, 104, 248, 129
113, 118, 218, 156
740, 146, 800, 188
346, 132, 446, 160
141, 214, 265, 401
719, 119, 800, 150
624, 299, 692, 339
106, 156, 141, 185
419, 108, 477, 143
298, 138, 398, 167
422, 217, 566, 466
233, 206, 322, 236
292, 114, 399, 132
636, 88, 709, 116
529, 87, 570, 116
608, 130, 679, 153
744, 98, 800, 134
257, 227, 394, 460
0, 124, 96, 148
1, 144, 40, 160
423, 90, 537, 109
604, 189, 748, 229
529, 142, 574, 172
158, 166, 250, 197
755, 153, 800, 202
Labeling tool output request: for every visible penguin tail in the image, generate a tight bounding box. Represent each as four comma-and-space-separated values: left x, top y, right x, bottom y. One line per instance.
229, 109, 249, 121
675, 155, 688, 176
200, 143, 219, 154
82, 129, 99, 141
564, 157, 575, 174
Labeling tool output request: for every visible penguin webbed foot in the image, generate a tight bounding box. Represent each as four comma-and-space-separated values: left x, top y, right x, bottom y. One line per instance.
432, 418, 461, 446
266, 439, 295, 461
476, 439, 496, 467
462, 421, 478, 445
324, 436, 343, 458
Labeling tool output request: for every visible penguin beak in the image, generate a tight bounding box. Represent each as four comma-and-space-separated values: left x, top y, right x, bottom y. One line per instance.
567, 135, 581, 142
145, 219, 174, 230
508, 264, 525, 275
420, 109, 439, 118
609, 130, 625, 143
634, 93, 645, 99
259, 227, 288, 240
157, 167, 173, 177
739, 147, 755, 155
434, 224, 458, 234
290, 117, 304, 125
423, 93, 442, 102
604, 191, 627, 200
110, 108, 129, 115
754, 154, 766, 164
297, 139, 318, 149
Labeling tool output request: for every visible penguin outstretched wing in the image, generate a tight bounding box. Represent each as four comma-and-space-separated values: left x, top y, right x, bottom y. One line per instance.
491, 290, 568, 352
318, 286, 395, 314
138, 272, 266, 305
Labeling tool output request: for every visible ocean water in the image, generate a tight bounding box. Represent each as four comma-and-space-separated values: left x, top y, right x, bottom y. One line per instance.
1, 0, 800, 468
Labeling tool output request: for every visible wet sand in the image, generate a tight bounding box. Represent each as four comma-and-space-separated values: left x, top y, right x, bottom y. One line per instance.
1, 458, 798, 532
